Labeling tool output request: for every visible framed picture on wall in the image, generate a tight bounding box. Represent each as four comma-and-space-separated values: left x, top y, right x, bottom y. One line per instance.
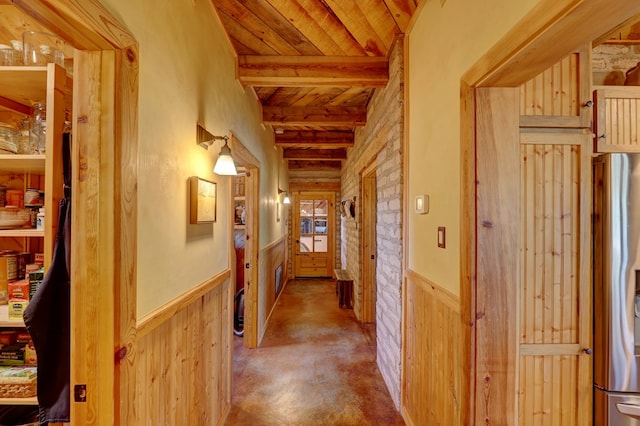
189, 176, 216, 224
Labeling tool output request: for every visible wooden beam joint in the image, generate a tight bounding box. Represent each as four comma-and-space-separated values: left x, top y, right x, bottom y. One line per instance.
275, 131, 354, 149
264, 106, 366, 127
283, 148, 347, 160
238, 55, 389, 87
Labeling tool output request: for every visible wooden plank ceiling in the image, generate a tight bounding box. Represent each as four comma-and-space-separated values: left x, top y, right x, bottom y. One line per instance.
210, 0, 421, 172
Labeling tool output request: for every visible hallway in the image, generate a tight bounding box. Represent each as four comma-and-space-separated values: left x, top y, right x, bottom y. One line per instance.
225, 279, 405, 425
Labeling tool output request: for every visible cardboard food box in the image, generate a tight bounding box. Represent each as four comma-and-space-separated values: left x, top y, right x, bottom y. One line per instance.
8, 300, 28, 321
0, 255, 16, 304
15, 331, 30, 343
0, 344, 25, 365
0, 331, 17, 346
16, 252, 31, 280
28, 269, 44, 300
8, 279, 29, 301
24, 342, 36, 365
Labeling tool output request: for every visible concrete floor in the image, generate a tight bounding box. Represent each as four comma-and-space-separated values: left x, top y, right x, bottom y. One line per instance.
225, 279, 405, 426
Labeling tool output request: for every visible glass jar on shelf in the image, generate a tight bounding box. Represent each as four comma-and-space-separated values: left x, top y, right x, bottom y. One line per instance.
16, 118, 30, 155
22, 31, 65, 67
9, 40, 24, 66
0, 44, 14, 66
29, 103, 46, 154
0, 122, 17, 154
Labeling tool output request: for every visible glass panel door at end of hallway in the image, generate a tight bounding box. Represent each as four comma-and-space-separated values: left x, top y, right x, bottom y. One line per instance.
294, 193, 335, 278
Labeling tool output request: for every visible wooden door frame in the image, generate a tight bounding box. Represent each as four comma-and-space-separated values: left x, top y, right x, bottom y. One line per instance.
459, 0, 640, 424
228, 134, 260, 349
361, 161, 377, 323
14, 1, 139, 424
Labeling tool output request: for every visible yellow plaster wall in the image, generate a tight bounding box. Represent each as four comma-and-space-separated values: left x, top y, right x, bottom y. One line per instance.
407, 0, 538, 296
101, 0, 285, 316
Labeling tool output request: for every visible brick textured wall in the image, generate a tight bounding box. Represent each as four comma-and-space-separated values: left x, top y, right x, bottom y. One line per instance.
340, 38, 404, 409
593, 43, 640, 85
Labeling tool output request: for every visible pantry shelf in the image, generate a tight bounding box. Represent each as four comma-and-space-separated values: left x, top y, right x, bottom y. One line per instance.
0, 229, 43, 238
0, 396, 37, 405
0, 155, 45, 174
0, 304, 25, 327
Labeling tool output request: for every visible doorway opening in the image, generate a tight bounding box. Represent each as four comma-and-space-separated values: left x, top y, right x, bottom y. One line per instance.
228, 135, 260, 348
361, 162, 377, 323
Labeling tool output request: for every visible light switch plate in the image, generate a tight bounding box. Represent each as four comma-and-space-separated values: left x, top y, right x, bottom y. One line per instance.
438, 226, 446, 248
415, 195, 429, 214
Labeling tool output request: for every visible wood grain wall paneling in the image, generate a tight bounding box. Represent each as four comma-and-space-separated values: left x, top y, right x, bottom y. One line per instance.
136, 277, 232, 425
520, 46, 592, 129
520, 53, 578, 117
402, 269, 463, 425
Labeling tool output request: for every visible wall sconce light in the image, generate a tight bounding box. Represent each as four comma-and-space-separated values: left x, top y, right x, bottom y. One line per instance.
197, 124, 237, 176
278, 188, 291, 204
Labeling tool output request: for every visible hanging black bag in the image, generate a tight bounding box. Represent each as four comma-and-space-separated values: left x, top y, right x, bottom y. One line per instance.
23, 132, 71, 425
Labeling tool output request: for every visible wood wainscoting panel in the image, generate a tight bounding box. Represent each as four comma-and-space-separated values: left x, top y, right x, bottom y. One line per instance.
402, 269, 464, 425
136, 274, 232, 425
258, 235, 289, 342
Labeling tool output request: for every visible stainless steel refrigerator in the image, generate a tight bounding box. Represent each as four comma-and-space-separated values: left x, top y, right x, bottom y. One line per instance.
594, 153, 640, 425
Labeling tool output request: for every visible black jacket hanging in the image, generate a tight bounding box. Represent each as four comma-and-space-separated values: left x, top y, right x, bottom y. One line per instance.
23, 132, 71, 425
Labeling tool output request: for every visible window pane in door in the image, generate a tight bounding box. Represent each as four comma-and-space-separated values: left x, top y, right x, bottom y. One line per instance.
300, 236, 312, 252
300, 218, 312, 234
313, 235, 328, 253
315, 218, 327, 234
314, 200, 328, 216
300, 200, 313, 217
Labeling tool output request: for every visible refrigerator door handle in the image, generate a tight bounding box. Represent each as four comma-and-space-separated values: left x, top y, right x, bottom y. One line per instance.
617, 403, 640, 418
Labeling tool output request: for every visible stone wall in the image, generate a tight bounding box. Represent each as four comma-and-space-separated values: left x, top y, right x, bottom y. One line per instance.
593, 43, 640, 85
340, 38, 404, 409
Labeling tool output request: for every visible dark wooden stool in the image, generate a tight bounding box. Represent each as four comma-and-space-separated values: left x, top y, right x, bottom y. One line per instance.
334, 269, 353, 309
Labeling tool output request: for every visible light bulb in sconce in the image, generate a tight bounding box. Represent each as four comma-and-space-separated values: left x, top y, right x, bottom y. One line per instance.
278, 188, 291, 204
212, 139, 237, 176
196, 124, 237, 176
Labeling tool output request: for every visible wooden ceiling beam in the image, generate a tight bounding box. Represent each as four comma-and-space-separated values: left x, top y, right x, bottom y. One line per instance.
288, 160, 342, 171
283, 148, 347, 160
289, 181, 342, 192
264, 106, 366, 127
275, 131, 354, 148
237, 55, 389, 87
